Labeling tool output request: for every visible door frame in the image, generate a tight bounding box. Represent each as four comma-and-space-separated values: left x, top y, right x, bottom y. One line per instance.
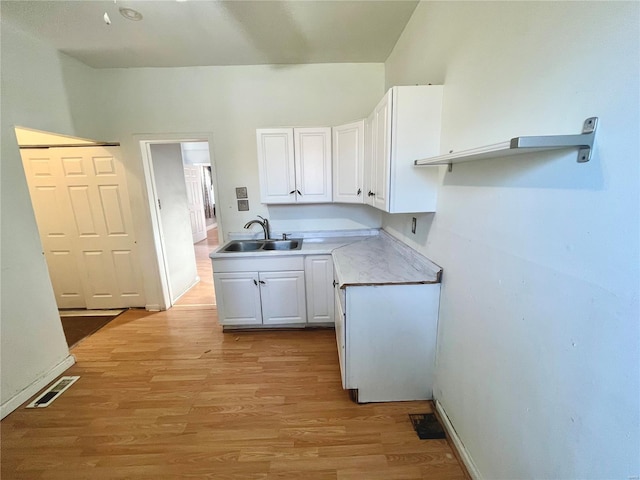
137, 132, 222, 310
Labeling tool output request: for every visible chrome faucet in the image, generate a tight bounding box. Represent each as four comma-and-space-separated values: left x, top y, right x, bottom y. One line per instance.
243, 215, 270, 240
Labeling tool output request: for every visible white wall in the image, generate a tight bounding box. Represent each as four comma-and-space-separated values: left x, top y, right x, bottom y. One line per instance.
150, 143, 199, 302
384, 2, 639, 478
181, 142, 211, 166
89, 63, 385, 306
0, 21, 95, 415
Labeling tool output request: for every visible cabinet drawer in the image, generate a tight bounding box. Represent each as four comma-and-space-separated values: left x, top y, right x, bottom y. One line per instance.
212, 256, 304, 273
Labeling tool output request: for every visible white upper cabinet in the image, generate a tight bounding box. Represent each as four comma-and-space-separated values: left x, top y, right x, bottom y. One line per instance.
366, 86, 443, 213
332, 120, 365, 204
257, 127, 332, 204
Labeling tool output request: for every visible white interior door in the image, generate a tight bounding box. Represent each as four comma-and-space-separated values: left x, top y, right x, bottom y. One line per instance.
21, 146, 146, 309
183, 165, 207, 243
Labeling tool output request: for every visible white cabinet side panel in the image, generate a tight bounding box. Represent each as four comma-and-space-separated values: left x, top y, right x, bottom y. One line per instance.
389, 86, 442, 213
346, 283, 440, 402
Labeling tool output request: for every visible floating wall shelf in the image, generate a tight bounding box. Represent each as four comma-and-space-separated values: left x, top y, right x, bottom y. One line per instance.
414, 117, 598, 171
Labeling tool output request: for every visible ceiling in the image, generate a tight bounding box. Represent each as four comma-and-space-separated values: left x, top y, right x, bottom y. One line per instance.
1, 0, 419, 69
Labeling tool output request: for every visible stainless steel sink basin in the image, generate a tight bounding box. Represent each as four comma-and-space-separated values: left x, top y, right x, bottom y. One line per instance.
262, 240, 300, 251
222, 241, 264, 252
220, 239, 303, 253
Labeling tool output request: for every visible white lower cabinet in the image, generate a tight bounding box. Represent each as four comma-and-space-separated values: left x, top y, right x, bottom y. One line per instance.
334, 281, 441, 403
304, 255, 335, 325
213, 256, 307, 327
259, 271, 306, 325
214, 272, 263, 326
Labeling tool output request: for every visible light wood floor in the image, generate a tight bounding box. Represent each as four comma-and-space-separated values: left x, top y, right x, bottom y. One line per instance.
173, 227, 219, 308
1, 291, 467, 480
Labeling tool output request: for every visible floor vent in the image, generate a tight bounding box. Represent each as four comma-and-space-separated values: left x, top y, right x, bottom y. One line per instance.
409, 413, 446, 440
26, 376, 80, 408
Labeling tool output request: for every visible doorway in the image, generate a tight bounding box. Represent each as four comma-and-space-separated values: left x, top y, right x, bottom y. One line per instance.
139, 135, 221, 310
173, 227, 218, 307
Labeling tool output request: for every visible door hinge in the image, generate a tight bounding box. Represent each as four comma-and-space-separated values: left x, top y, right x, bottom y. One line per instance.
157, 198, 162, 210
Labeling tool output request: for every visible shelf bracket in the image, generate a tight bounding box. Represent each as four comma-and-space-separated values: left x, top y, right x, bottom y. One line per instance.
510, 117, 598, 163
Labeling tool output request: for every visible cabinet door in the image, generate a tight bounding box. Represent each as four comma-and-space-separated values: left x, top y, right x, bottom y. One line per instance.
332, 121, 364, 204
304, 255, 335, 324
259, 271, 307, 325
363, 111, 376, 207
214, 272, 262, 326
373, 91, 391, 211
294, 128, 332, 203
257, 129, 296, 204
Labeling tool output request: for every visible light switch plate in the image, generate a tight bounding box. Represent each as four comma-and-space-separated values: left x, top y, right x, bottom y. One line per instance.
237, 199, 249, 211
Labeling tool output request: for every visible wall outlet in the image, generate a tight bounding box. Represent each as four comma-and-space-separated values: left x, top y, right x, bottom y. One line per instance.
411, 217, 417, 234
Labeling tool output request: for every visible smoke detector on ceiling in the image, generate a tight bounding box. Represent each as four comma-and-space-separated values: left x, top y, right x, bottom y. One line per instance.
119, 7, 143, 21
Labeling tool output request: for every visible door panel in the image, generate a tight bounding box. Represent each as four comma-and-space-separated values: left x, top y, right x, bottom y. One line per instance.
294, 128, 332, 203
183, 165, 207, 243
61, 156, 85, 176
111, 250, 139, 296
98, 185, 127, 235
257, 129, 296, 203
259, 271, 306, 325
214, 272, 262, 325
373, 92, 391, 211
21, 146, 146, 310
332, 121, 364, 204
305, 255, 334, 324
32, 186, 67, 237
82, 250, 115, 299
68, 186, 98, 236
48, 250, 85, 307
22, 154, 85, 308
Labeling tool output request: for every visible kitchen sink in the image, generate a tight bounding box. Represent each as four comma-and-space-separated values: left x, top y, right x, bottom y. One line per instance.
221, 240, 264, 252
262, 240, 300, 250
220, 239, 303, 253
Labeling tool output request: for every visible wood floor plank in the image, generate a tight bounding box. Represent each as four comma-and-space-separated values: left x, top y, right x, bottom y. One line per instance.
1, 306, 468, 479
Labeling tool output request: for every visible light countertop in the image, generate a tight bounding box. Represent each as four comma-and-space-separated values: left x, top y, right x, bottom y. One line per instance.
331, 232, 442, 287
210, 229, 442, 287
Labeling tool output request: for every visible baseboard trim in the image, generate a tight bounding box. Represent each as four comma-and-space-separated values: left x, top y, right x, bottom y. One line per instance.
145, 304, 162, 312
1, 354, 76, 420
435, 400, 482, 480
